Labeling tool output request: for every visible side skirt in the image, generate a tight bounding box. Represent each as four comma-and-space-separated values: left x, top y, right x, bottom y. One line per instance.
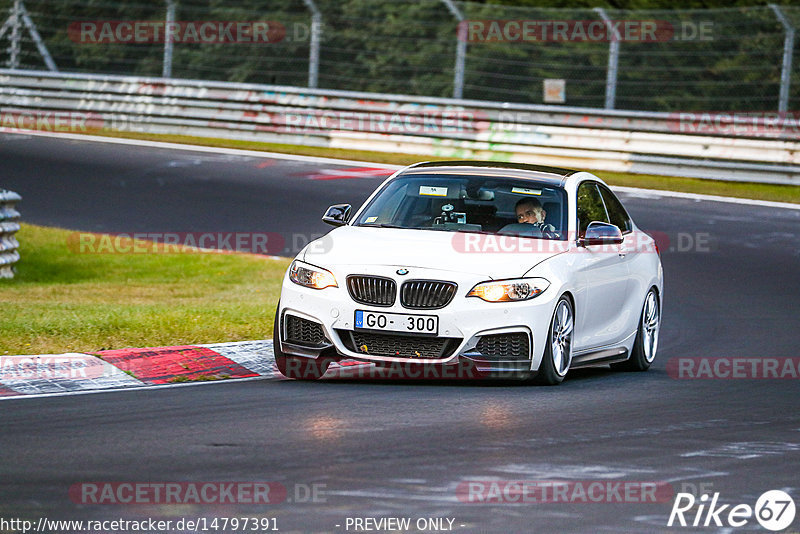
570, 347, 629, 368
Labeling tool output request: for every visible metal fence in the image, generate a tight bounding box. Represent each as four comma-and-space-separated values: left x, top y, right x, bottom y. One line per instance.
0, 189, 21, 279
1, 0, 799, 114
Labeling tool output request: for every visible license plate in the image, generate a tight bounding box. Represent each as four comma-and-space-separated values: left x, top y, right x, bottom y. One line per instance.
355, 310, 438, 335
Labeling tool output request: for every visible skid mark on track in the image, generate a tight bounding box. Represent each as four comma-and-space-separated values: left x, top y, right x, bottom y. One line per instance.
490, 464, 656, 479
681, 441, 800, 459
524, 419, 730, 447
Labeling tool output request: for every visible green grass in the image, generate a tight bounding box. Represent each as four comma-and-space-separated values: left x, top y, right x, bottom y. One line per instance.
96, 130, 800, 205
0, 224, 290, 356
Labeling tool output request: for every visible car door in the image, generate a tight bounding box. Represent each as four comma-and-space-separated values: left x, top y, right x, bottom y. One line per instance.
573, 181, 631, 351
598, 183, 648, 340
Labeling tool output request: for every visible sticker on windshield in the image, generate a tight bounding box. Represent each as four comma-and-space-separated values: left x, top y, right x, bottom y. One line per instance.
364, 216, 378, 224
512, 187, 542, 196
419, 186, 448, 197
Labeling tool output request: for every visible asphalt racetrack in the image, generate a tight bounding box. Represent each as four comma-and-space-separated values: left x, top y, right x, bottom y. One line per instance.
1, 132, 799, 533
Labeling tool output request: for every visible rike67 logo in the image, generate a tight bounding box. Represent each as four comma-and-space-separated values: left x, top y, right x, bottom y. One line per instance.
668, 490, 796, 531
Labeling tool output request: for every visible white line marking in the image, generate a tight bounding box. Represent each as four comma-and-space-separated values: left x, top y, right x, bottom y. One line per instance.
2, 129, 404, 169
612, 186, 800, 211
9, 130, 798, 210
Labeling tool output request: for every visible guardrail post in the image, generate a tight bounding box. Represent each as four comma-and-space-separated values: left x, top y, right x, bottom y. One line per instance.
594, 8, 620, 110
0, 189, 22, 279
19, 2, 57, 71
6, 0, 21, 69
301, 0, 321, 89
770, 4, 795, 114
162, 0, 176, 78
0, 1, 57, 71
440, 0, 466, 99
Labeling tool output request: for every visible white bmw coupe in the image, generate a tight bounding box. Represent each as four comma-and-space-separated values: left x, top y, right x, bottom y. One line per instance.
274, 161, 663, 385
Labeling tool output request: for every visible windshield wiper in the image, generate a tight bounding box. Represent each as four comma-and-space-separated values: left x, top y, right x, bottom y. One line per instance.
422, 227, 495, 235
459, 229, 495, 235
359, 223, 407, 229
360, 224, 494, 235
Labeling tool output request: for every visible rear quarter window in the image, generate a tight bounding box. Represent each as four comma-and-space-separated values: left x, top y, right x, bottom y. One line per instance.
599, 184, 633, 233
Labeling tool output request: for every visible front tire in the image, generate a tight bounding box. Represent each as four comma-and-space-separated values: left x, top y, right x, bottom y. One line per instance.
533, 296, 574, 385
612, 288, 660, 372
273, 307, 331, 380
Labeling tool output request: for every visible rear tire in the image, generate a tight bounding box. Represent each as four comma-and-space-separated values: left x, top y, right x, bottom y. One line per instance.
273, 307, 331, 380
532, 296, 574, 386
612, 288, 660, 372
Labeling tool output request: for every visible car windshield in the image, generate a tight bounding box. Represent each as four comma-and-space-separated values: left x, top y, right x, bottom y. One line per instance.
353, 173, 568, 240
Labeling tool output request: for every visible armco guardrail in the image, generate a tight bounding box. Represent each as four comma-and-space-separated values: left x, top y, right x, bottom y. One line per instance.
0, 189, 21, 279
1, 69, 800, 185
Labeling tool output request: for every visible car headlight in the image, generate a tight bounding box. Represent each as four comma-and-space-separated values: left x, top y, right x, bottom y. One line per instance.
289, 260, 338, 290
467, 278, 550, 302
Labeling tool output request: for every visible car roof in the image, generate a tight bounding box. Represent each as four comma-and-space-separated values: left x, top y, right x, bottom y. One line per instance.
401, 160, 577, 187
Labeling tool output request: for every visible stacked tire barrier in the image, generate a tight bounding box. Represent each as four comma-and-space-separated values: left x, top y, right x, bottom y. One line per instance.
1, 69, 800, 185
0, 189, 21, 279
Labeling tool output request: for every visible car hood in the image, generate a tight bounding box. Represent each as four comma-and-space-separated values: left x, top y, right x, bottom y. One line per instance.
302, 226, 567, 279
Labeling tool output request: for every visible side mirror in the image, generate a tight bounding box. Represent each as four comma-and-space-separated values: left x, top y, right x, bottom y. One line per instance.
322, 204, 352, 227
580, 221, 623, 246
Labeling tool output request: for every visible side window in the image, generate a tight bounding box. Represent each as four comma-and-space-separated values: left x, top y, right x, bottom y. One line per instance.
599, 185, 632, 234
576, 182, 609, 236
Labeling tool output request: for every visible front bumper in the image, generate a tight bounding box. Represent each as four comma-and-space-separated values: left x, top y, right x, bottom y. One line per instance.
276, 264, 560, 373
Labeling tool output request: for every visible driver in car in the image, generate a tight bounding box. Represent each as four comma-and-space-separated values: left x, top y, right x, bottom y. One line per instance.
499, 198, 557, 238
